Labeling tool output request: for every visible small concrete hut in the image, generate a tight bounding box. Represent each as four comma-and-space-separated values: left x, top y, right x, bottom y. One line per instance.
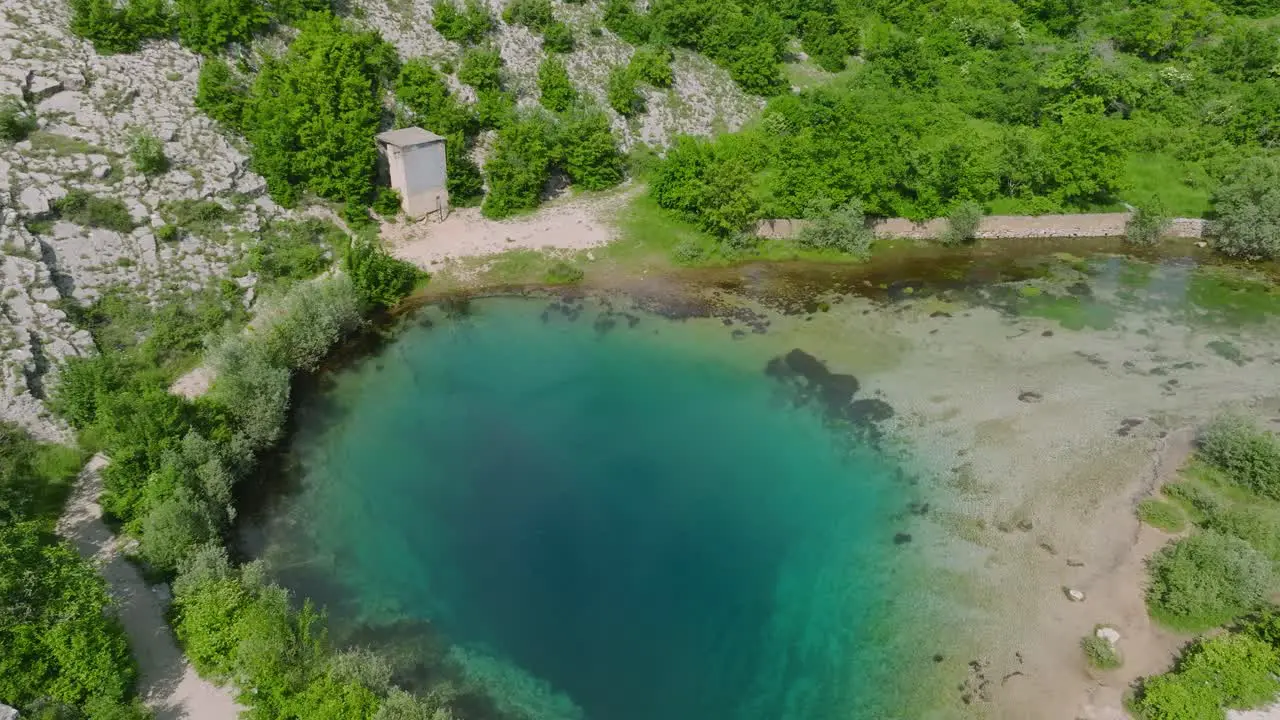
376, 127, 449, 220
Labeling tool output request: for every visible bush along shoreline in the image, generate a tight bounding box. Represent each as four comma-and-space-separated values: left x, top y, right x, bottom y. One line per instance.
44, 231, 468, 720
1132, 413, 1280, 719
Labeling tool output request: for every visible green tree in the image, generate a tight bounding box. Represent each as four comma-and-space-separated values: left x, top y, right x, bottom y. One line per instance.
1146, 531, 1272, 630
1136, 633, 1280, 718
196, 58, 247, 130
729, 42, 786, 96
69, 0, 145, 54
482, 113, 555, 218
242, 14, 399, 207
457, 46, 504, 91
343, 239, 424, 309
502, 0, 553, 30
289, 676, 382, 720
554, 106, 624, 191
602, 0, 651, 44
1199, 413, 1280, 496
543, 20, 575, 53
537, 57, 577, 112
0, 522, 137, 709
432, 0, 494, 44
174, 0, 270, 55
629, 45, 673, 87
395, 59, 478, 137
141, 486, 220, 572
607, 66, 644, 116
1211, 156, 1280, 260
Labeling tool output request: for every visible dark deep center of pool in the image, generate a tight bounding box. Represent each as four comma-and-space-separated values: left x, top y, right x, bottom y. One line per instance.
252, 297, 924, 720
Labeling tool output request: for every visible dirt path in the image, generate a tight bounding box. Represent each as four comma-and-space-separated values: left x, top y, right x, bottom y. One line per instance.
57, 454, 242, 720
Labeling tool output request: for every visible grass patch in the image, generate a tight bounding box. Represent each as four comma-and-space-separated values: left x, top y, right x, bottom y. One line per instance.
1137, 498, 1187, 533
160, 199, 235, 241
544, 260, 584, 284
27, 130, 109, 157
1119, 153, 1213, 218
52, 190, 135, 233
606, 192, 876, 269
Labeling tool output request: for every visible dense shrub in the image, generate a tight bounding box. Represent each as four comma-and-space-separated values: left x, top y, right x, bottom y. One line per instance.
1204, 506, 1280, 563
0, 96, 37, 143
607, 66, 644, 117
629, 45, 673, 88
69, 0, 163, 54
0, 522, 138, 711
174, 0, 270, 55
242, 14, 398, 207
1146, 531, 1272, 630
502, 0, 553, 30
373, 188, 402, 219
343, 239, 423, 310
797, 198, 874, 256
196, 58, 247, 130
940, 201, 983, 246
652, 135, 758, 237
395, 59, 478, 138
129, 131, 169, 176
0, 422, 144, 716
554, 107, 624, 191
52, 190, 136, 233
542, 20, 575, 53
1200, 413, 1280, 498
432, 0, 493, 45
1126, 196, 1172, 246
443, 132, 485, 205
1135, 633, 1280, 718
1081, 634, 1121, 670
482, 113, 555, 218
457, 46, 504, 91
475, 88, 518, 129
248, 219, 343, 289
537, 57, 577, 112
1211, 157, 1280, 261
602, 0, 651, 44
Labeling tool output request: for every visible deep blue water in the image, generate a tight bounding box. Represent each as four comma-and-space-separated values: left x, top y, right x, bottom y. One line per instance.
252, 297, 931, 720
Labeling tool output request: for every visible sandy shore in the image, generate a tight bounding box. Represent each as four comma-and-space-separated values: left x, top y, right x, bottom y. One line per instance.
798, 287, 1280, 718
385, 187, 638, 269
57, 454, 242, 720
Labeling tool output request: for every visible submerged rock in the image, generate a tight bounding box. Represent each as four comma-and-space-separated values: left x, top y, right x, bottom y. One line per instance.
1064, 587, 1086, 602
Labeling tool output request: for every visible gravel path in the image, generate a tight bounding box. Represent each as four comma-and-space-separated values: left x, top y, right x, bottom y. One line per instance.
756, 214, 1209, 240
57, 454, 242, 720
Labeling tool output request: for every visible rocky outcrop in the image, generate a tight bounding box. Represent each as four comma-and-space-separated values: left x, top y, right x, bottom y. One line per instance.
352, 0, 763, 148
0, 0, 283, 436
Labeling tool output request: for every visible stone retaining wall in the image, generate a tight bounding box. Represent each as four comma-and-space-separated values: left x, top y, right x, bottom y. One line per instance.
755, 214, 1210, 241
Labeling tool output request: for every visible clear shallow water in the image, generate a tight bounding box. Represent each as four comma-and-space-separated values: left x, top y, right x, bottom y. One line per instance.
248, 296, 934, 720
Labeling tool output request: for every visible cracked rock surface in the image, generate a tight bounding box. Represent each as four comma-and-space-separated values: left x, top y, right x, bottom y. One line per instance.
0, 0, 283, 438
